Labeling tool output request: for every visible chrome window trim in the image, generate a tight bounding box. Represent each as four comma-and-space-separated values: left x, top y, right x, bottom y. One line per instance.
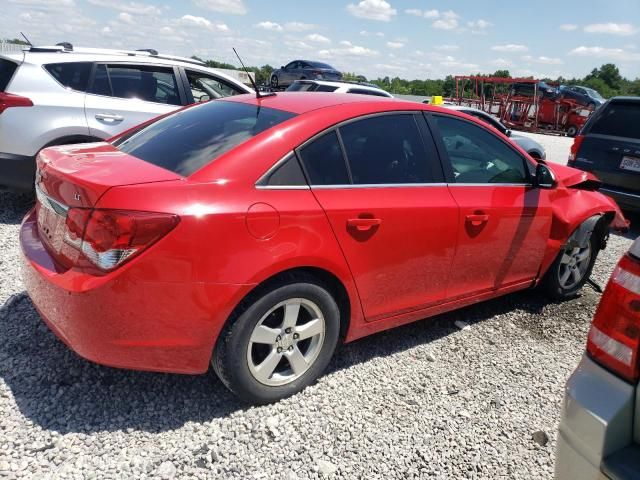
255, 151, 309, 189
255, 185, 311, 190
310, 183, 448, 189
257, 182, 532, 190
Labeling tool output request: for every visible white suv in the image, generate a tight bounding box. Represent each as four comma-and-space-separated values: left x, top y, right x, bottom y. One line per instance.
0, 44, 252, 190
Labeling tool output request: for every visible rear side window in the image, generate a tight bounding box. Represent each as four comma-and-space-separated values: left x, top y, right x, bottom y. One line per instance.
298, 131, 350, 185
340, 114, 432, 184
0, 59, 18, 91
288, 82, 316, 92
44, 62, 92, 91
114, 100, 296, 176
590, 102, 640, 139
315, 85, 338, 92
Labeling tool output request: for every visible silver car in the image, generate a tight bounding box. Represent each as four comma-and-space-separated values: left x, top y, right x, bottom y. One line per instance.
443, 105, 547, 160
555, 236, 640, 479
0, 44, 251, 190
270, 60, 342, 89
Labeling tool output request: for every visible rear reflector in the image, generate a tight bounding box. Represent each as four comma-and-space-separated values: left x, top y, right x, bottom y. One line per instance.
568, 134, 585, 165
587, 254, 640, 383
63, 208, 179, 271
0, 92, 33, 114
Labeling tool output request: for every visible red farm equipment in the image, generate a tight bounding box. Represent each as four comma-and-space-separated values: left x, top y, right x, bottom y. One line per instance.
447, 76, 595, 137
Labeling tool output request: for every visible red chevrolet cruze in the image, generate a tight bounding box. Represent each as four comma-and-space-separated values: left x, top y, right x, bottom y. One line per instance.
21, 93, 628, 403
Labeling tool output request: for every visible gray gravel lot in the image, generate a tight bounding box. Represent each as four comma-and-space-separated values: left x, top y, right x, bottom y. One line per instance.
515, 131, 573, 166
0, 163, 637, 479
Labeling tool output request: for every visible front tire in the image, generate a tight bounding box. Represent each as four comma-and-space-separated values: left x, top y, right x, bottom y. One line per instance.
270, 75, 279, 89
540, 229, 599, 300
213, 277, 341, 404
566, 125, 578, 137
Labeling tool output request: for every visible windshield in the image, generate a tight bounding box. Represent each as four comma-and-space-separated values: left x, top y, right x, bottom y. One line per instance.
114, 100, 296, 176
584, 87, 603, 99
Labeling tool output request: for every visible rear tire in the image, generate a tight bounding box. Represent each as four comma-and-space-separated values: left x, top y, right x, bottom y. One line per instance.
566, 125, 578, 137
540, 229, 599, 300
270, 75, 279, 89
213, 276, 341, 404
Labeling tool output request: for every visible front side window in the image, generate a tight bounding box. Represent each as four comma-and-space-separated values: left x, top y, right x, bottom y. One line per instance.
45, 62, 92, 91
186, 70, 244, 102
298, 131, 350, 185
339, 114, 431, 184
433, 115, 529, 184
114, 100, 296, 176
102, 65, 181, 105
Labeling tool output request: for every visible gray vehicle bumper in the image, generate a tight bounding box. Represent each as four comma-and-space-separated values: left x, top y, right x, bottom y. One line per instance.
0, 152, 35, 191
555, 355, 637, 480
599, 187, 640, 213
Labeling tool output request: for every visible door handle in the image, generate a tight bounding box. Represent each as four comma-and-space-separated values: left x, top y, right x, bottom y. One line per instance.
95, 113, 124, 123
347, 218, 382, 231
466, 214, 489, 226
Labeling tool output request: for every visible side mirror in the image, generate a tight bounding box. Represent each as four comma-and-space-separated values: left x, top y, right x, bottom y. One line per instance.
199, 94, 211, 102
505, 129, 512, 137
280, 65, 284, 69
534, 163, 556, 189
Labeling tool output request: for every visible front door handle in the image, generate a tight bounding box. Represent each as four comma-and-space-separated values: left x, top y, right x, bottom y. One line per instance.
466, 214, 489, 226
347, 218, 382, 231
95, 113, 124, 123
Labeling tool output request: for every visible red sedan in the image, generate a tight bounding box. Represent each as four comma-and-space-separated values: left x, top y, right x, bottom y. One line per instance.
20, 93, 628, 403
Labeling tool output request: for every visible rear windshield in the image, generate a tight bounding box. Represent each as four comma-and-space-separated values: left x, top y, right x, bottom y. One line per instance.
308, 62, 335, 69
0, 59, 18, 91
590, 101, 640, 139
114, 100, 296, 176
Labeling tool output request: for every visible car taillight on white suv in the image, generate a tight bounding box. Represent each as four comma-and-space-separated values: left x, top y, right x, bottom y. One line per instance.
0, 92, 33, 114
587, 240, 640, 383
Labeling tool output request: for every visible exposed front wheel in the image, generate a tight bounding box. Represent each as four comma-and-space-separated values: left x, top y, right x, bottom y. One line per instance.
213, 277, 341, 404
540, 227, 599, 299
270, 75, 279, 88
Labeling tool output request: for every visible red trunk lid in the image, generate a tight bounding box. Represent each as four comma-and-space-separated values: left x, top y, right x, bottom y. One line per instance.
34, 142, 182, 267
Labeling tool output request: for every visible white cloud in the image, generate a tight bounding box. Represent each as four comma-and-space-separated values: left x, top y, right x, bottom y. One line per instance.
284, 40, 313, 51
584, 23, 636, 36
491, 58, 513, 67
284, 22, 316, 32
360, 30, 385, 37
255, 21, 283, 32
9, 0, 75, 5
87, 0, 161, 15
386, 41, 404, 49
192, 0, 246, 15
522, 55, 563, 65
405, 8, 439, 19
568, 45, 640, 61
467, 19, 493, 30
179, 14, 228, 32
491, 44, 529, 52
118, 12, 134, 24
305, 33, 331, 44
347, 0, 397, 22
432, 10, 459, 30
319, 41, 379, 59
560, 23, 578, 31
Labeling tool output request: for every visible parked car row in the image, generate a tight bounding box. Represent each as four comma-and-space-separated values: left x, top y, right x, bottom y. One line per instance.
3, 43, 639, 480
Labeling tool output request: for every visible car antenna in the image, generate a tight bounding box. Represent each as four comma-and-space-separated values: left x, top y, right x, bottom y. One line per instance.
233, 48, 275, 99
20, 32, 33, 46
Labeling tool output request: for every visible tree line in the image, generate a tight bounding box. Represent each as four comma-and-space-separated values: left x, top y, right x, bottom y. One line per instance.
193, 55, 639, 99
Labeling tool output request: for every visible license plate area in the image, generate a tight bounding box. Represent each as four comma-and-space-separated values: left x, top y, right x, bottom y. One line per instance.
36, 187, 69, 254
620, 156, 640, 173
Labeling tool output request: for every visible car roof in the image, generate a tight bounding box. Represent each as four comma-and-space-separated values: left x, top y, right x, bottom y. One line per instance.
296, 79, 385, 90
227, 91, 405, 114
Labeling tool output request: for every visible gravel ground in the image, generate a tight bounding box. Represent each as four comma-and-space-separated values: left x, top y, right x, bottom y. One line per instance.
0, 178, 637, 479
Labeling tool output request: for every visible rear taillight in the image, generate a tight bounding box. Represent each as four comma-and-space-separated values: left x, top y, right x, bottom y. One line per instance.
0, 92, 33, 114
63, 208, 179, 271
568, 134, 584, 165
587, 254, 640, 383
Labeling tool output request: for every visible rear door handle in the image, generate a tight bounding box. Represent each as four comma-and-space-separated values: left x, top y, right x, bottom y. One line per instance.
466, 214, 489, 225
95, 113, 124, 123
347, 218, 382, 231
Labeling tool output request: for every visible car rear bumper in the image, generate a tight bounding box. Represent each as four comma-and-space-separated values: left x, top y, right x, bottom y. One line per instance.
0, 152, 35, 190
555, 355, 637, 480
19, 209, 254, 374
599, 187, 640, 213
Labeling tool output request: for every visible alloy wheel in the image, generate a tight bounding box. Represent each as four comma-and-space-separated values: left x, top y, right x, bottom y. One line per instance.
558, 243, 592, 289
247, 298, 325, 386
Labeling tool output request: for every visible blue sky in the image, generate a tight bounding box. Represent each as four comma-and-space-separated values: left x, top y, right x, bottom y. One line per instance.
2, 0, 639, 80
